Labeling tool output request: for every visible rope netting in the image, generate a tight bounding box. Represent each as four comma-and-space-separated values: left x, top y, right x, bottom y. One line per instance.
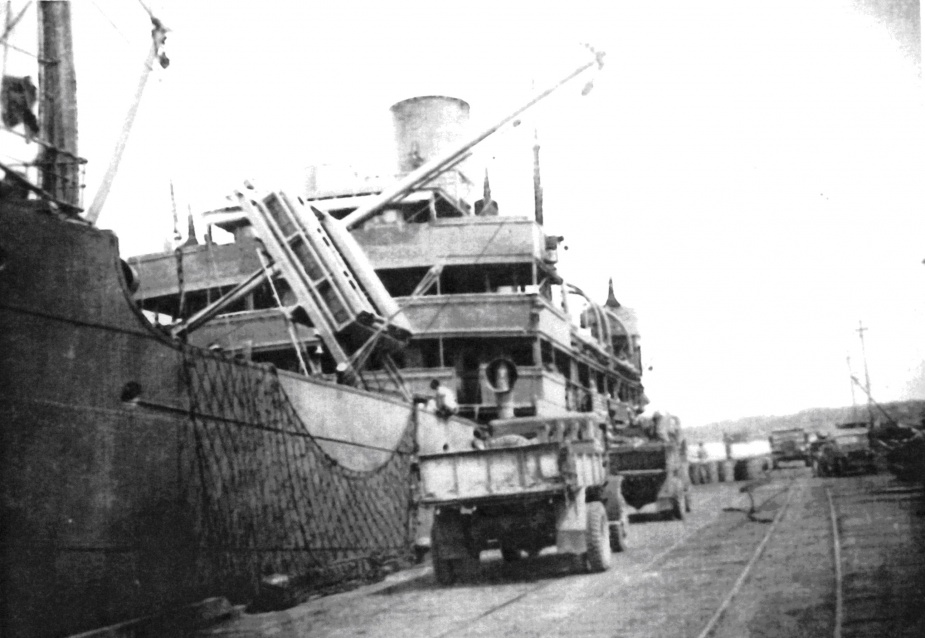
179, 351, 418, 603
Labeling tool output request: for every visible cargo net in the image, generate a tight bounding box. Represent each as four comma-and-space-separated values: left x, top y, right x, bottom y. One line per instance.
179, 351, 417, 607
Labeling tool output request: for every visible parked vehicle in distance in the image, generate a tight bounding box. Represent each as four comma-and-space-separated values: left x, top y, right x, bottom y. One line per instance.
816, 430, 877, 477
808, 436, 829, 474
769, 428, 811, 468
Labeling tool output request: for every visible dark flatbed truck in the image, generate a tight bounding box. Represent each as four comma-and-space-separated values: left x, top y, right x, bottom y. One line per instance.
606, 438, 691, 520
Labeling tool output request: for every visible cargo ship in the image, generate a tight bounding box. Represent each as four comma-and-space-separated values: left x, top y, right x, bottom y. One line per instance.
0, 6, 630, 636
0, 3, 653, 637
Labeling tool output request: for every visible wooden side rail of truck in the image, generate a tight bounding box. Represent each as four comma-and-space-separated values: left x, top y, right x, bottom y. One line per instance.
418, 415, 628, 585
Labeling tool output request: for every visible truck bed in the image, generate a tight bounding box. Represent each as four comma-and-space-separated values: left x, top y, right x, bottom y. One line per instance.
419, 441, 606, 506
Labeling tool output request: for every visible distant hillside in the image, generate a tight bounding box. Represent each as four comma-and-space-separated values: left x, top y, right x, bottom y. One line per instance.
686, 400, 925, 444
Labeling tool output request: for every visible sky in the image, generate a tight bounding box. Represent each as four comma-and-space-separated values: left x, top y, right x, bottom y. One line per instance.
2, 0, 924, 426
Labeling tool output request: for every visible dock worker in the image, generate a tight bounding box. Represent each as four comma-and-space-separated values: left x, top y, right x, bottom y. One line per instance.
429, 379, 458, 419
697, 442, 709, 462
696, 441, 710, 483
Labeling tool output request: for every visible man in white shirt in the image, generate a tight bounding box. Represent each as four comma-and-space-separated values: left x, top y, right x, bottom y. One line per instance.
429, 379, 458, 418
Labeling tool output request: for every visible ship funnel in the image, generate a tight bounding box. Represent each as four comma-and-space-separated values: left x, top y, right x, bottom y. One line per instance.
390, 96, 470, 176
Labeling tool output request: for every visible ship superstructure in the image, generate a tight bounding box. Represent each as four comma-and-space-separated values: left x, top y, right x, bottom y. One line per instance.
131, 95, 646, 427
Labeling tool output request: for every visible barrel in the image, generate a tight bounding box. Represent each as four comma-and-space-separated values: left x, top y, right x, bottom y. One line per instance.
733, 459, 751, 481
688, 462, 701, 485
707, 461, 720, 484
717, 460, 735, 482
735, 458, 766, 481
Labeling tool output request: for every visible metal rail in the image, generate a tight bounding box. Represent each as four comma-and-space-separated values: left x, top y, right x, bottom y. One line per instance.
695, 485, 797, 638
825, 486, 844, 638
424, 481, 798, 638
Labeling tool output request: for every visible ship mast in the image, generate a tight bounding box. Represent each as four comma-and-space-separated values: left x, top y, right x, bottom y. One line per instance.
856, 320, 874, 424
846, 355, 858, 421
37, 0, 80, 207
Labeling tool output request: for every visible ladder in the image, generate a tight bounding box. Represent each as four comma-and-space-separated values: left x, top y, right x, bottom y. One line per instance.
235, 185, 409, 377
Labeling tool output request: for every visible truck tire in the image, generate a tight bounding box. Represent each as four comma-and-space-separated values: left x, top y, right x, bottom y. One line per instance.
501, 544, 521, 562
432, 556, 455, 586
431, 510, 477, 585
586, 502, 612, 572
609, 520, 628, 552
609, 503, 629, 553
671, 495, 685, 521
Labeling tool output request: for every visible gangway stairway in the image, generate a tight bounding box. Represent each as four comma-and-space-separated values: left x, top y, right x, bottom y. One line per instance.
234, 185, 412, 393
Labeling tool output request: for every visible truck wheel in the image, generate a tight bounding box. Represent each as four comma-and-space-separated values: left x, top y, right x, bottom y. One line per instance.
433, 557, 456, 585
609, 504, 629, 553
586, 502, 612, 572
609, 521, 628, 552
431, 510, 476, 585
501, 544, 521, 562
671, 495, 685, 521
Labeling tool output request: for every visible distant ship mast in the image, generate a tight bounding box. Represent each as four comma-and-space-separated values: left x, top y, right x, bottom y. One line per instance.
856, 320, 874, 424
846, 355, 858, 420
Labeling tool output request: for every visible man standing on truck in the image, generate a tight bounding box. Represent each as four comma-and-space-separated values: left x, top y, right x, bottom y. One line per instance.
430, 379, 459, 419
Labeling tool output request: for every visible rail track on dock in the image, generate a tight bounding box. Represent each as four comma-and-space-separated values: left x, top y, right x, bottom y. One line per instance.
825, 476, 925, 638
198, 474, 925, 638
393, 480, 802, 638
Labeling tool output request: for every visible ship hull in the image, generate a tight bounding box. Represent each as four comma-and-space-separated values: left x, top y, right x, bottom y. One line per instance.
0, 202, 472, 637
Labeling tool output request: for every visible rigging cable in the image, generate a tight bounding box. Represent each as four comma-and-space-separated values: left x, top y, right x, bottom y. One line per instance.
85, 13, 168, 223
0, 1, 30, 46
87, 0, 133, 46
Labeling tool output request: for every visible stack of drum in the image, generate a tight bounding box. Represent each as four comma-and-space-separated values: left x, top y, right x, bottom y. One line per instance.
688, 457, 769, 484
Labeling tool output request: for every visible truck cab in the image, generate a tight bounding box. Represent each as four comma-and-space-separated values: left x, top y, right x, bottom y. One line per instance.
816, 429, 877, 477
768, 428, 810, 469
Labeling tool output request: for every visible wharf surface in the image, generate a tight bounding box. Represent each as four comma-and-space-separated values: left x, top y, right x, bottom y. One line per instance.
192, 468, 925, 637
